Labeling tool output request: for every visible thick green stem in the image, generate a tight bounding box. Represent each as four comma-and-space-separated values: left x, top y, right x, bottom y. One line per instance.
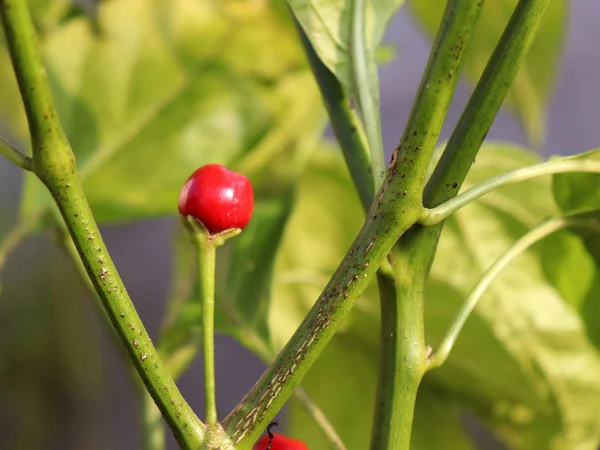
0, 135, 32, 170
0, 0, 205, 446
420, 158, 600, 226
53, 176, 206, 447
369, 2, 485, 447
396, 0, 555, 389
428, 214, 600, 369
371, 268, 426, 450
424, 0, 555, 207
193, 232, 217, 426
299, 26, 374, 211
223, 2, 484, 447
57, 216, 169, 450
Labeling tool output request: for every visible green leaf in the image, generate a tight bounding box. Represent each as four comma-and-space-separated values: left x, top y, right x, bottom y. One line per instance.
550, 148, 600, 347
426, 144, 600, 449
0, 0, 321, 224
287, 0, 405, 93
278, 143, 600, 449
287, 0, 401, 182
553, 148, 600, 215
538, 229, 600, 348
409, 0, 567, 146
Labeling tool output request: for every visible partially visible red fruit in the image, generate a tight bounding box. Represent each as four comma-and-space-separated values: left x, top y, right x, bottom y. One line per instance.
253, 433, 308, 450
178, 164, 254, 234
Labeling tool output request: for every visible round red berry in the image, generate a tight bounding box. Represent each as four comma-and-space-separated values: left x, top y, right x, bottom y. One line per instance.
253, 433, 308, 450
178, 164, 254, 234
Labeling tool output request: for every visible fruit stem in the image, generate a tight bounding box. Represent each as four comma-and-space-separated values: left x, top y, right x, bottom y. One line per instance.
188, 218, 218, 426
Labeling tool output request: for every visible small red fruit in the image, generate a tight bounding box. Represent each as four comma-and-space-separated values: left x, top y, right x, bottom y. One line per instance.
253, 433, 308, 450
178, 164, 254, 234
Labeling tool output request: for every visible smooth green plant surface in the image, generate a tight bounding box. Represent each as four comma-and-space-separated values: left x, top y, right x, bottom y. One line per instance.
1, 1, 600, 450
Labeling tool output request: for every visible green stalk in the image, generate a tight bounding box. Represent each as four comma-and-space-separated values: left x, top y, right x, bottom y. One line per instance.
0, 0, 205, 446
374, 1, 555, 445
223, 2, 485, 448
0, 135, 31, 170
299, 26, 374, 211
428, 214, 600, 369
392, 0, 555, 398
424, 0, 555, 207
193, 229, 218, 426
372, 268, 426, 449
56, 223, 165, 449
369, 1, 484, 448
420, 157, 600, 226
294, 388, 347, 450
142, 392, 167, 450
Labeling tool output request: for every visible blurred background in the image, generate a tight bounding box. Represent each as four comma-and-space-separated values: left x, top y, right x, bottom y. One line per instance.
1, 1, 599, 449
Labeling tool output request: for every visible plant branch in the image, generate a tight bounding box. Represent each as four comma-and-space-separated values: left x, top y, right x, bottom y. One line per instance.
424, 0, 555, 208
391, 0, 555, 391
427, 214, 600, 370
294, 388, 347, 450
369, 1, 485, 448
350, 0, 384, 191
223, 1, 487, 446
0, 135, 32, 170
299, 26, 374, 211
0, 0, 205, 446
420, 158, 600, 226
58, 222, 166, 449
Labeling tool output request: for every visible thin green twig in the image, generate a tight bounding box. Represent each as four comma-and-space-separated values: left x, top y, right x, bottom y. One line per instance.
420, 158, 600, 226
0, 212, 43, 272
190, 225, 218, 426
427, 214, 600, 370
294, 388, 347, 450
0, 135, 32, 170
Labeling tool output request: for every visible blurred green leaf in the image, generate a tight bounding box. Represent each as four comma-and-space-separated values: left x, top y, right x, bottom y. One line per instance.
409, 0, 567, 146
550, 148, 600, 345
287, 0, 405, 92
538, 229, 600, 348
278, 143, 600, 449
216, 192, 295, 359
0, 0, 85, 142
426, 144, 600, 450
553, 148, 600, 215
0, 0, 321, 224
